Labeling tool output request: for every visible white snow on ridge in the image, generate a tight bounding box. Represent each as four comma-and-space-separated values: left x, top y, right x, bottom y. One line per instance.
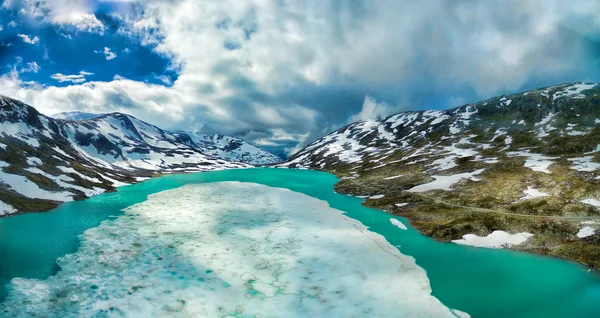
56, 166, 103, 184
552, 83, 597, 100
0, 200, 17, 216
387, 112, 419, 129
0, 121, 40, 148
25, 167, 106, 198
452, 231, 533, 248
0, 182, 459, 318
26, 156, 42, 166
0, 168, 74, 202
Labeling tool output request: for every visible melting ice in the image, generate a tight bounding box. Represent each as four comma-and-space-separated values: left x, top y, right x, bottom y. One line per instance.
0, 182, 460, 317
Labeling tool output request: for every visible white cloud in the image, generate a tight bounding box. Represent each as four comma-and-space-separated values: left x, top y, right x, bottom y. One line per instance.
17, 34, 39, 45
4, 0, 104, 33
50, 71, 94, 83
96, 47, 117, 60
20, 62, 40, 73
8, 21, 17, 28
348, 96, 396, 123
8, 58, 41, 74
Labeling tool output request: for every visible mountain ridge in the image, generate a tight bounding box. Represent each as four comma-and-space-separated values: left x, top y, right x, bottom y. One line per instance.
0, 95, 279, 216
279, 82, 600, 268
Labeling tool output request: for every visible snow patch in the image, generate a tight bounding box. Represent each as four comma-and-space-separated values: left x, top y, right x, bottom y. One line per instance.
508, 151, 557, 174
518, 187, 550, 201
577, 226, 596, 238
26, 156, 42, 166
407, 169, 485, 192
0, 168, 74, 201
384, 174, 404, 180
452, 231, 533, 248
568, 156, 600, 172
0, 200, 17, 216
580, 199, 600, 207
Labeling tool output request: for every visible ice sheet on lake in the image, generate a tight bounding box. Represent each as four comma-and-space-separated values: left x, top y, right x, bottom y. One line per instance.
0, 182, 458, 318
390, 218, 408, 230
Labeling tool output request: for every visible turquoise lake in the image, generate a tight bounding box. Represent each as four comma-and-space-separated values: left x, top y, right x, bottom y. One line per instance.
1, 168, 599, 317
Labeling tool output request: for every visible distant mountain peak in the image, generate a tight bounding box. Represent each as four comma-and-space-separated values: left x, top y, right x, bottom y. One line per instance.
52, 111, 102, 121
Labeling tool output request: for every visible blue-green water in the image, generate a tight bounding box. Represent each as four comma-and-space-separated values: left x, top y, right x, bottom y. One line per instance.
0, 168, 599, 317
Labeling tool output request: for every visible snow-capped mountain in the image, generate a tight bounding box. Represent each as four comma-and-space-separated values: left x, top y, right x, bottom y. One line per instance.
171, 131, 281, 165
53, 111, 101, 121
0, 95, 279, 216
280, 82, 600, 269
282, 82, 600, 171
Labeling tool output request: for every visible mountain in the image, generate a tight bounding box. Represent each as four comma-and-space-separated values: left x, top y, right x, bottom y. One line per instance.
280, 82, 600, 268
171, 131, 281, 165
0, 95, 279, 216
52, 111, 101, 121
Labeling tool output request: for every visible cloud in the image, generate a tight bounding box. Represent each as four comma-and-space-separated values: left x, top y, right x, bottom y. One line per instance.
96, 47, 117, 60
8, 58, 41, 74
348, 96, 396, 123
50, 71, 94, 83
17, 34, 39, 45
3, 0, 600, 156
20, 62, 40, 73
4, 0, 104, 33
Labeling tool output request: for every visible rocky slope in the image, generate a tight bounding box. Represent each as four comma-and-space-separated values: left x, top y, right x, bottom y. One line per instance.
280, 82, 600, 268
0, 95, 280, 216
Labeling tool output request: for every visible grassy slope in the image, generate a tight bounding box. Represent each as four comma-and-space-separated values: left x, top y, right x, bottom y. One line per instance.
285, 84, 600, 269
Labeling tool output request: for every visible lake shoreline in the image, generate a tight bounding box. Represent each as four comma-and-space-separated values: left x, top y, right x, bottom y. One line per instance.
1, 168, 600, 317
318, 166, 600, 271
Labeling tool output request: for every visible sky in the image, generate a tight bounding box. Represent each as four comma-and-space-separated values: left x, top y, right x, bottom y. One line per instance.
1, 0, 600, 158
